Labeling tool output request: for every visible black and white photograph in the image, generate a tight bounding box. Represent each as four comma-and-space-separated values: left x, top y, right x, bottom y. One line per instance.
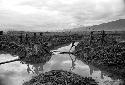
0, 0, 125, 85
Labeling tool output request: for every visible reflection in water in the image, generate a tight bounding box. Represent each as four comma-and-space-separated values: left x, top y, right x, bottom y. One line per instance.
0, 54, 34, 85
0, 42, 123, 85
31, 63, 44, 75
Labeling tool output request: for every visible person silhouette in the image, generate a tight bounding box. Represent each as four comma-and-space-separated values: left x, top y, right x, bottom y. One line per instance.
90, 31, 94, 46
27, 64, 32, 74
101, 30, 107, 45
69, 41, 76, 52
25, 33, 29, 45
19, 33, 23, 44
0, 31, 3, 41
0, 31, 3, 35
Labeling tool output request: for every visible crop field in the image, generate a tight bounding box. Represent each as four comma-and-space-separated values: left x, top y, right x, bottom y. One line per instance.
0, 30, 125, 84
74, 31, 125, 82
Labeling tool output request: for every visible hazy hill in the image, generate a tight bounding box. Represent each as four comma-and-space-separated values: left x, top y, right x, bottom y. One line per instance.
88, 19, 125, 31
65, 19, 125, 32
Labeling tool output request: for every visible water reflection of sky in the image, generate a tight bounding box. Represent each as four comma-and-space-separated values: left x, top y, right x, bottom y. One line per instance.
0, 43, 122, 85
0, 54, 34, 85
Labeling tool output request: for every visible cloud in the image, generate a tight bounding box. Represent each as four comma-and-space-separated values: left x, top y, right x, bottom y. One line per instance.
52, 0, 125, 25
0, 0, 124, 31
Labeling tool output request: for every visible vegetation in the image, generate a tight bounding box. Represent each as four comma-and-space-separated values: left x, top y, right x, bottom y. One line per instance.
1, 30, 125, 84
0, 31, 84, 64
74, 31, 125, 81
0, 41, 52, 65
23, 70, 98, 85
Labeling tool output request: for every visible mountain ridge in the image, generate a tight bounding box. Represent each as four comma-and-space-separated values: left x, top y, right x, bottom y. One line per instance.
65, 19, 125, 32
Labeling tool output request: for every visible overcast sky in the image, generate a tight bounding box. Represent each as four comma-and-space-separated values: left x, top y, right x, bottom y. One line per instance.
0, 0, 125, 31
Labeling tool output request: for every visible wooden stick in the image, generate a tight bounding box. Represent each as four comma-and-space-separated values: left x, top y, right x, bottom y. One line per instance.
0, 58, 21, 65
59, 52, 74, 55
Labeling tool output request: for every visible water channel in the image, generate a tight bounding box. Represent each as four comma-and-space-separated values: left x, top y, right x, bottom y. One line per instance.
0, 42, 122, 85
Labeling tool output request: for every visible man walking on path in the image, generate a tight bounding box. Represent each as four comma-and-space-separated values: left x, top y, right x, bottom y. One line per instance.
69, 40, 76, 52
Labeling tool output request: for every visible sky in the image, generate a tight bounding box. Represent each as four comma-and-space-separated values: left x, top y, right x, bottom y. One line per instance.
0, 0, 125, 31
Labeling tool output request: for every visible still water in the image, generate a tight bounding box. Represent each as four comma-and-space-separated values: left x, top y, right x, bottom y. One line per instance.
0, 42, 122, 85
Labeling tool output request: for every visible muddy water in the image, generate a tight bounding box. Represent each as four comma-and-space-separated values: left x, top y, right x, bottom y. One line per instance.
0, 42, 122, 85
